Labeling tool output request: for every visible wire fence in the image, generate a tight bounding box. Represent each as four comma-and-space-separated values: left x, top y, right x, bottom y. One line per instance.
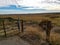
0, 17, 38, 37
0, 17, 24, 37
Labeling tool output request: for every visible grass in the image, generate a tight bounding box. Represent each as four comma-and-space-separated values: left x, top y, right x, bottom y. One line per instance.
0, 14, 60, 45
50, 33, 60, 45
0, 14, 60, 26
19, 23, 60, 45
19, 31, 41, 45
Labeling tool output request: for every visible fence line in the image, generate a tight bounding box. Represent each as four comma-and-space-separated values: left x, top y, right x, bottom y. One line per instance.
0, 18, 24, 37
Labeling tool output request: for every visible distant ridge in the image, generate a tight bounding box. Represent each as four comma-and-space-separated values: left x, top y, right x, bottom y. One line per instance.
0, 13, 60, 16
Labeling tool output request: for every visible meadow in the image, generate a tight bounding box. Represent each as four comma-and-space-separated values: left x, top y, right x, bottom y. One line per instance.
0, 13, 60, 45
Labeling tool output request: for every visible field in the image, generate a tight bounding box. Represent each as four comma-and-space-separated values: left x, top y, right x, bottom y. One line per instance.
0, 13, 60, 45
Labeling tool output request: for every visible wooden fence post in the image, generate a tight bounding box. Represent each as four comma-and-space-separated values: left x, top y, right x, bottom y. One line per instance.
17, 17, 20, 33
20, 20, 24, 32
2, 19, 7, 37
39, 20, 53, 45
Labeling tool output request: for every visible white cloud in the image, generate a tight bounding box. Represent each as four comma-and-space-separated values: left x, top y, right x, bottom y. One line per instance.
0, 0, 17, 6
17, 0, 60, 10
0, 0, 60, 10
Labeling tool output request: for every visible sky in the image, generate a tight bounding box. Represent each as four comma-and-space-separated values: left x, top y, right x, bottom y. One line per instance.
17, 0, 60, 10
0, 0, 60, 14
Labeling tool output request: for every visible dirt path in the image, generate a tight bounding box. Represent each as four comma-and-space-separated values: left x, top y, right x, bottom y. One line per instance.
0, 36, 30, 45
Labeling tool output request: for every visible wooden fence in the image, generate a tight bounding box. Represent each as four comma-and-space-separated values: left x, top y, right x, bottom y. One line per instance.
0, 17, 24, 37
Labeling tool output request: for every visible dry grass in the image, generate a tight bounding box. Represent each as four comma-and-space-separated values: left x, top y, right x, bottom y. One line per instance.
18, 25, 60, 45
0, 14, 60, 26
0, 14, 60, 45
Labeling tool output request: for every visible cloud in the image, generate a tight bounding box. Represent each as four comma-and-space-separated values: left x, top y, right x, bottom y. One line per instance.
17, 0, 60, 10
0, 0, 17, 6
0, 0, 60, 10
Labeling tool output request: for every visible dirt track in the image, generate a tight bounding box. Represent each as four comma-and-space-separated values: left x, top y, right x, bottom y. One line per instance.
0, 36, 30, 45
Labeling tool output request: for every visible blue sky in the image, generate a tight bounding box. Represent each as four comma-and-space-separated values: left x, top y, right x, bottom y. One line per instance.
0, 0, 60, 14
